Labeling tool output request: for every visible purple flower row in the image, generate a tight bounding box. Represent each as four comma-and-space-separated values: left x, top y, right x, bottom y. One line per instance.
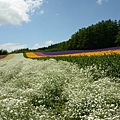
34, 47, 120, 56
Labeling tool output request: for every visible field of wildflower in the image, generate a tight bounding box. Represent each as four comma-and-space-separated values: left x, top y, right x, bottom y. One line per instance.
0, 50, 120, 119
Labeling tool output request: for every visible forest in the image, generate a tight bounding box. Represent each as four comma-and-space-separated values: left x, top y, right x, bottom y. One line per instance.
37, 19, 120, 51
9, 19, 120, 53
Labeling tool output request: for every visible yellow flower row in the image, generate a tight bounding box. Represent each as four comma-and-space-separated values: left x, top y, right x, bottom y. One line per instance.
60, 50, 120, 57
26, 50, 120, 58
26, 52, 46, 58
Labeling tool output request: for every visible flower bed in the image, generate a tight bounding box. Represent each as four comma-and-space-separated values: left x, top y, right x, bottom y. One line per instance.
26, 52, 46, 58
0, 54, 14, 61
26, 47, 120, 58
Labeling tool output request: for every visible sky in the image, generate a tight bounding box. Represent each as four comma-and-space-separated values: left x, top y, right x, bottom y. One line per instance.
0, 0, 120, 52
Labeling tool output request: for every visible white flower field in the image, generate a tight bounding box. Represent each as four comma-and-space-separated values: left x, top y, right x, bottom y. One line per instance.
0, 54, 120, 120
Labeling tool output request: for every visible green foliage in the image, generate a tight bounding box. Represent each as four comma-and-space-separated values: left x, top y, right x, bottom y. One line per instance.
10, 48, 30, 54
116, 26, 120, 45
0, 49, 8, 55
38, 54, 120, 80
31, 78, 68, 115
37, 19, 119, 52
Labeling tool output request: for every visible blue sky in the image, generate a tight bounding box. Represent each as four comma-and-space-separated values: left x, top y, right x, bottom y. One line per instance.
0, 0, 120, 52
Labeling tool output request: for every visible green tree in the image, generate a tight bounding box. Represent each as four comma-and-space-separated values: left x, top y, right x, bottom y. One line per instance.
0, 49, 8, 55
115, 26, 120, 46
38, 19, 120, 51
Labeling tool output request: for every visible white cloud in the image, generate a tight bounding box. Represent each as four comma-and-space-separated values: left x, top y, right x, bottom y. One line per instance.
31, 40, 53, 49
0, 43, 27, 52
0, 41, 54, 52
44, 40, 53, 47
0, 0, 44, 25
26, 0, 44, 12
32, 43, 41, 49
97, 0, 109, 5
37, 10, 44, 15
97, 0, 102, 5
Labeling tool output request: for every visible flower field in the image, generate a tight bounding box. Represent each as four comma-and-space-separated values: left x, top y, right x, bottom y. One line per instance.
0, 55, 6, 59
0, 54, 14, 61
25, 47, 120, 58
0, 52, 120, 119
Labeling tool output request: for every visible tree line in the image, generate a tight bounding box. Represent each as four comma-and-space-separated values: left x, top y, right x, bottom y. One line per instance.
0, 49, 8, 55
10, 48, 29, 54
10, 19, 120, 53
38, 19, 120, 51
